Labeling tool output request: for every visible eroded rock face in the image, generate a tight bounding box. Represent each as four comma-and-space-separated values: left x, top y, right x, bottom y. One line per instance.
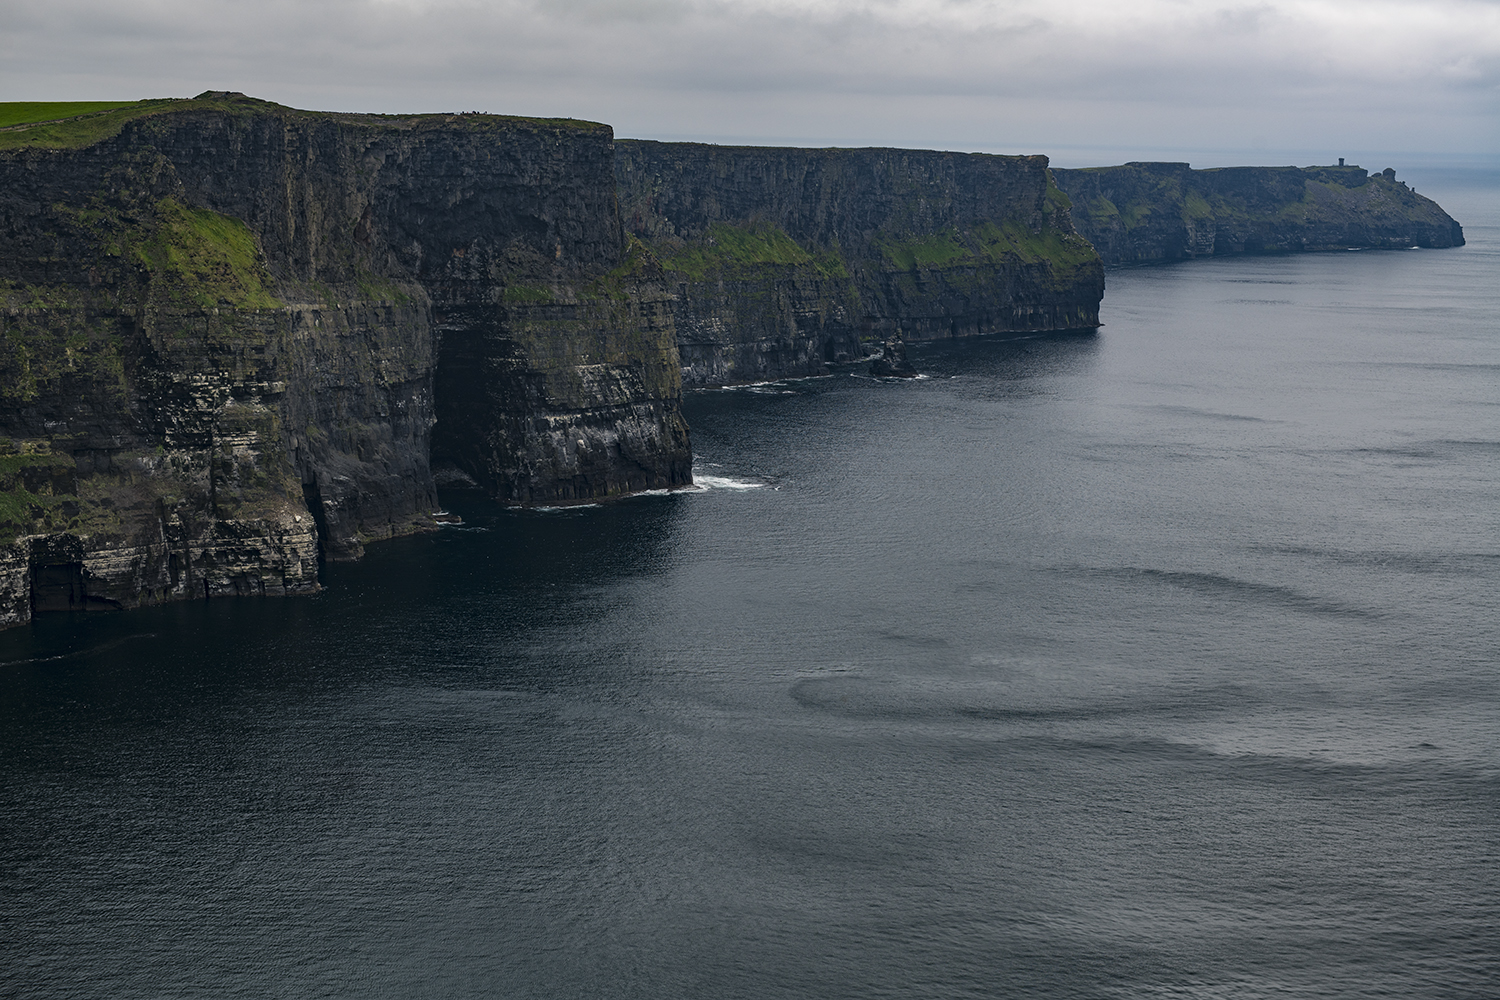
615, 141, 1105, 388
0, 95, 690, 627
1051, 162, 1465, 264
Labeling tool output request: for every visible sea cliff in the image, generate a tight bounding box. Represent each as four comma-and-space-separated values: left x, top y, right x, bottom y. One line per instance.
0, 95, 1112, 627
616, 141, 1104, 387
1051, 162, 1464, 264
0, 93, 689, 626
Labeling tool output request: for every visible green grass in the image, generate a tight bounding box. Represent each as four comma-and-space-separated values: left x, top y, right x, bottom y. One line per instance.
972, 221, 1099, 270
0, 484, 44, 534
874, 221, 1098, 277
1122, 203, 1155, 229
0, 98, 189, 150
503, 284, 555, 304
0, 446, 79, 543
809, 246, 850, 280
0, 450, 74, 477
1045, 179, 1074, 215
1083, 197, 1120, 222
0, 101, 143, 128
135, 200, 282, 310
52, 196, 283, 313
355, 271, 414, 306
662, 222, 817, 280
877, 231, 970, 270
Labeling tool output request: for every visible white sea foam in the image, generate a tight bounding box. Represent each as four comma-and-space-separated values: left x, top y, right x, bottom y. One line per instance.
697, 372, 832, 392
691, 473, 765, 491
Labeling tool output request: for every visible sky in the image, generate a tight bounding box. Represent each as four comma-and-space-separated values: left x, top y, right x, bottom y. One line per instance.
3, 0, 1498, 167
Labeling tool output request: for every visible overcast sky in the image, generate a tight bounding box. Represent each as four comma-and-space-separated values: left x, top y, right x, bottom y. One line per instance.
3, 0, 1497, 166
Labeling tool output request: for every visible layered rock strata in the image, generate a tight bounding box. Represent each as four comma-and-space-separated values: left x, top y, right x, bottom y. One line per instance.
615, 142, 1104, 387
1052, 162, 1465, 264
0, 94, 689, 627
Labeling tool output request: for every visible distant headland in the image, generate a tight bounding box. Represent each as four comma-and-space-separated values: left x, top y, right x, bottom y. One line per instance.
1051, 161, 1463, 264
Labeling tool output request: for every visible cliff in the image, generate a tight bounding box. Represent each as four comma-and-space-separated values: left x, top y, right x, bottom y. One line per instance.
0, 96, 1111, 629
1051, 162, 1465, 265
0, 93, 689, 627
615, 142, 1104, 387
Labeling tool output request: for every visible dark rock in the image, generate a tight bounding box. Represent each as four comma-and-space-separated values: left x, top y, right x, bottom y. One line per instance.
870, 338, 918, 378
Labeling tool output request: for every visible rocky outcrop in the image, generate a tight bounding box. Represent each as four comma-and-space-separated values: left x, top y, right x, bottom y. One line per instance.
1052, 162, 1465, 264
0, 93, 689, 627
870, 337, 919, 378
616, 142, 1104, 387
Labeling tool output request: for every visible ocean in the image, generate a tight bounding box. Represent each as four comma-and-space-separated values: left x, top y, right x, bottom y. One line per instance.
2, 170, 1496, 999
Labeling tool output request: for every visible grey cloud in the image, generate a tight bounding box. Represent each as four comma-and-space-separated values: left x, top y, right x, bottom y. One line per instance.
1, 0, 1495, 160
1213, 4, 1278, 34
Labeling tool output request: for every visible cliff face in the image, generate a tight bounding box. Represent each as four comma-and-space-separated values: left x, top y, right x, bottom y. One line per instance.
0, 98, 1118, 629
0, 94, 689, 627
1052, 162, 1465, 265
616, 142, 1104, 387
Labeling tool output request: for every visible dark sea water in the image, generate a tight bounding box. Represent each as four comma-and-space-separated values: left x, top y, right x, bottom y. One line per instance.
3, 174, 1498, 999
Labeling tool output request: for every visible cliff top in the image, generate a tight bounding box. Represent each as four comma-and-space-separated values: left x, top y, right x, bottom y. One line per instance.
619, 137, 1048, 163
0, 92, 610, 151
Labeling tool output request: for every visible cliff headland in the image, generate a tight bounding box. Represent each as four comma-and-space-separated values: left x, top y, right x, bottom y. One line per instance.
0, 94, 1104, 626
1052, 162, 1464, 264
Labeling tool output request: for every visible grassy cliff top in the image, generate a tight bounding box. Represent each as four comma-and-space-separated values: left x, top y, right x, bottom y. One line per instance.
0, 101, 147, 128
0, 92, 609, 151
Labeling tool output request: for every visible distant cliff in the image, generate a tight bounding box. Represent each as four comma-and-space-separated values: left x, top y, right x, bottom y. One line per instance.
0, 93, 689, 626
616, 142, 1103, 388
1051, 162, 1464, 265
